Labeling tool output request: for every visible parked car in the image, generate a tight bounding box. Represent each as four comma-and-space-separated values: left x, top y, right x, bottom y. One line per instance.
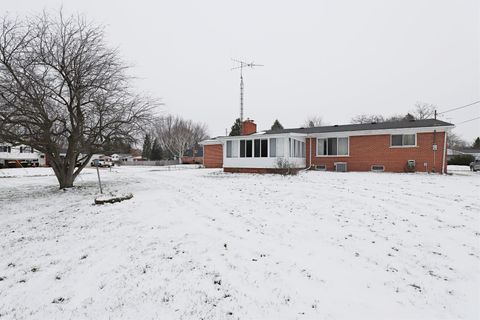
90, 158, 113, 168
470, 159, 480, 172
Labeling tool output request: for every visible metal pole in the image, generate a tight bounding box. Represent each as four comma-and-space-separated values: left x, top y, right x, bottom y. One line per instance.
96, 165, 103, 194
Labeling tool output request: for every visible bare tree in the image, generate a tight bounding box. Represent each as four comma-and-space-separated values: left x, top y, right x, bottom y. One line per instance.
303, 116, 323, 128
155, 115, 208, 163
351, 113, 415, 124
0, 11, 156, 188
351, 114, 385, 124
412, 102, 436, 119
447, 131, 468, 149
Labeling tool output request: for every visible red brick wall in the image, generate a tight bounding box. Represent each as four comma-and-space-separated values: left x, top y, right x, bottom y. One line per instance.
224, 167, 301, 174
203, 144, 223, 168
306, 132, 447, 173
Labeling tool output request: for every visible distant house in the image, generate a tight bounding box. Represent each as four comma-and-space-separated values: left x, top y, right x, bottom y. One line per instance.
0, 143, 46, 168
181, 146, 203, 164
111, 153, 134, 163
201, 118, 454, 174
447, 148, 480, 161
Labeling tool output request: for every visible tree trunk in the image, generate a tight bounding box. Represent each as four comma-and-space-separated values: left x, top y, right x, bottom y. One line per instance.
49, 154, 76, 189
57, 171, 75, 189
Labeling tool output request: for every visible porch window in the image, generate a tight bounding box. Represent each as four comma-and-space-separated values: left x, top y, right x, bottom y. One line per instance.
261, 139, 268, 157
226, 141, 232, 158
290, 139, 306, 158
269, 138, 285, 157
240, 140, 246, 157
246, 140, 253, 157
391, 134, 416, 147
317, 137, 349, 156
226, 140, 239, 158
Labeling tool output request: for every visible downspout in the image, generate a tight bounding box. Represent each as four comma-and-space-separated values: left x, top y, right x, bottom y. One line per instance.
300, 136, 313, 172
433, 129, 437, 173
442, 131, 447, 174
308, 136, 312, 170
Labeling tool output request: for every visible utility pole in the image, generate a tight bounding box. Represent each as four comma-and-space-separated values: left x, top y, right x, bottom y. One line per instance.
231, 59, 263, 133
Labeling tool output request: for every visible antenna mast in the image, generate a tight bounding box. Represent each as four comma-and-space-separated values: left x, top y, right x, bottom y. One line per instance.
231, 59, 263, 130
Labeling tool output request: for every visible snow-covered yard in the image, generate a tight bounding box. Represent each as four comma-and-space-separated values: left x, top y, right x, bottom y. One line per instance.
0, 166, 479, 319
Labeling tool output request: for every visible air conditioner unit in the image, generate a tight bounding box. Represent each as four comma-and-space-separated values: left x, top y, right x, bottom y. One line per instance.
334, 162, 347, 172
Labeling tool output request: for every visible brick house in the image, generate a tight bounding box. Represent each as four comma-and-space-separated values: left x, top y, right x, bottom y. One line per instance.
201, 119, 454, 174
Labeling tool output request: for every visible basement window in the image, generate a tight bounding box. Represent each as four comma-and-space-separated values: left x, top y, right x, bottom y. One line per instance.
371, 165, 385, 172
391, 134, 416, 147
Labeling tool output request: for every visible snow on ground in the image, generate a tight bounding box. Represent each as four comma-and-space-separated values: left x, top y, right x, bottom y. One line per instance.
0, 166, 479, 320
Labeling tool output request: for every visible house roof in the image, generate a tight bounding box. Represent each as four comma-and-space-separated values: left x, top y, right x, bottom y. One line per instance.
264, 119, 454, 135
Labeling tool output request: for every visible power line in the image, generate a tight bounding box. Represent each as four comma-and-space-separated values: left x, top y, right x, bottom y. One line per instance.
438, 100, 480, 115
455, 116, 480, 125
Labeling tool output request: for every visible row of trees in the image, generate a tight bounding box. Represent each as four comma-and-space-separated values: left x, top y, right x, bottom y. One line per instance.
351, 102, 435, 124
141, 115, 208, 162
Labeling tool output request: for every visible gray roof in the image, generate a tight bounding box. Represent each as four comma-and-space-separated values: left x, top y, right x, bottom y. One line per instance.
265, 119, 454, 135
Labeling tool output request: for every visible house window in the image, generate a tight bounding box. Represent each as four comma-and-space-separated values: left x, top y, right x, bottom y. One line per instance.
391, 134, 416, 147
246, 140, 253, 157
239, 140, 253, 157
270, 138, 276, 157
254, 139, 261, 157
261, 139, 268, 157
227, 140, 240, 158
269, 138, 285, 157
317, 137, 348, 156
0, 146, 11, 153
226, 141, 232, 157
240, 140, 246, 157
289, 139, 305, 158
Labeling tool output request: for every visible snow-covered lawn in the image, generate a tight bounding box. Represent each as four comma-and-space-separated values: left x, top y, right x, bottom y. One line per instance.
0, 166, 479, 319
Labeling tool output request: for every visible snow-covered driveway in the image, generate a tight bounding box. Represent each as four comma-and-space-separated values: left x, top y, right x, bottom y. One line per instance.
0, 166, 479, 319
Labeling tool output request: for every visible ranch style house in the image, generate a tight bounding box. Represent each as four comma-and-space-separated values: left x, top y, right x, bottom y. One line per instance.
201, 118, 454, 174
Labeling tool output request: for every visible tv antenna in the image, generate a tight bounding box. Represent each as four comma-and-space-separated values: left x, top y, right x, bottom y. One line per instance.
231, 59, 264, 126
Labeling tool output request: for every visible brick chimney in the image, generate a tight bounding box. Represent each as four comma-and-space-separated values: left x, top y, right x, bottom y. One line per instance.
241, 119, 257, 135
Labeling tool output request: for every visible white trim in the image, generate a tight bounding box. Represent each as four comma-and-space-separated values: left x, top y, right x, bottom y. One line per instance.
219, 132, 307, 141
200, 139, 223, 145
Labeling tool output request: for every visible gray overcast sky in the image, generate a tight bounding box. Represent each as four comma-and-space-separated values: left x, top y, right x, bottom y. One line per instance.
3, 0, 480, 141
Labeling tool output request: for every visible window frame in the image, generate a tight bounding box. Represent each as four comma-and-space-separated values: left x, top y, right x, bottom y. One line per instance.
390, 134, 417, 148
316, 137, 349, 157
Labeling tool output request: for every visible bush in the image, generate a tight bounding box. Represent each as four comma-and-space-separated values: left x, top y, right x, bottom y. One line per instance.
275, 158, 298, 175
448, 154, 475, 166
